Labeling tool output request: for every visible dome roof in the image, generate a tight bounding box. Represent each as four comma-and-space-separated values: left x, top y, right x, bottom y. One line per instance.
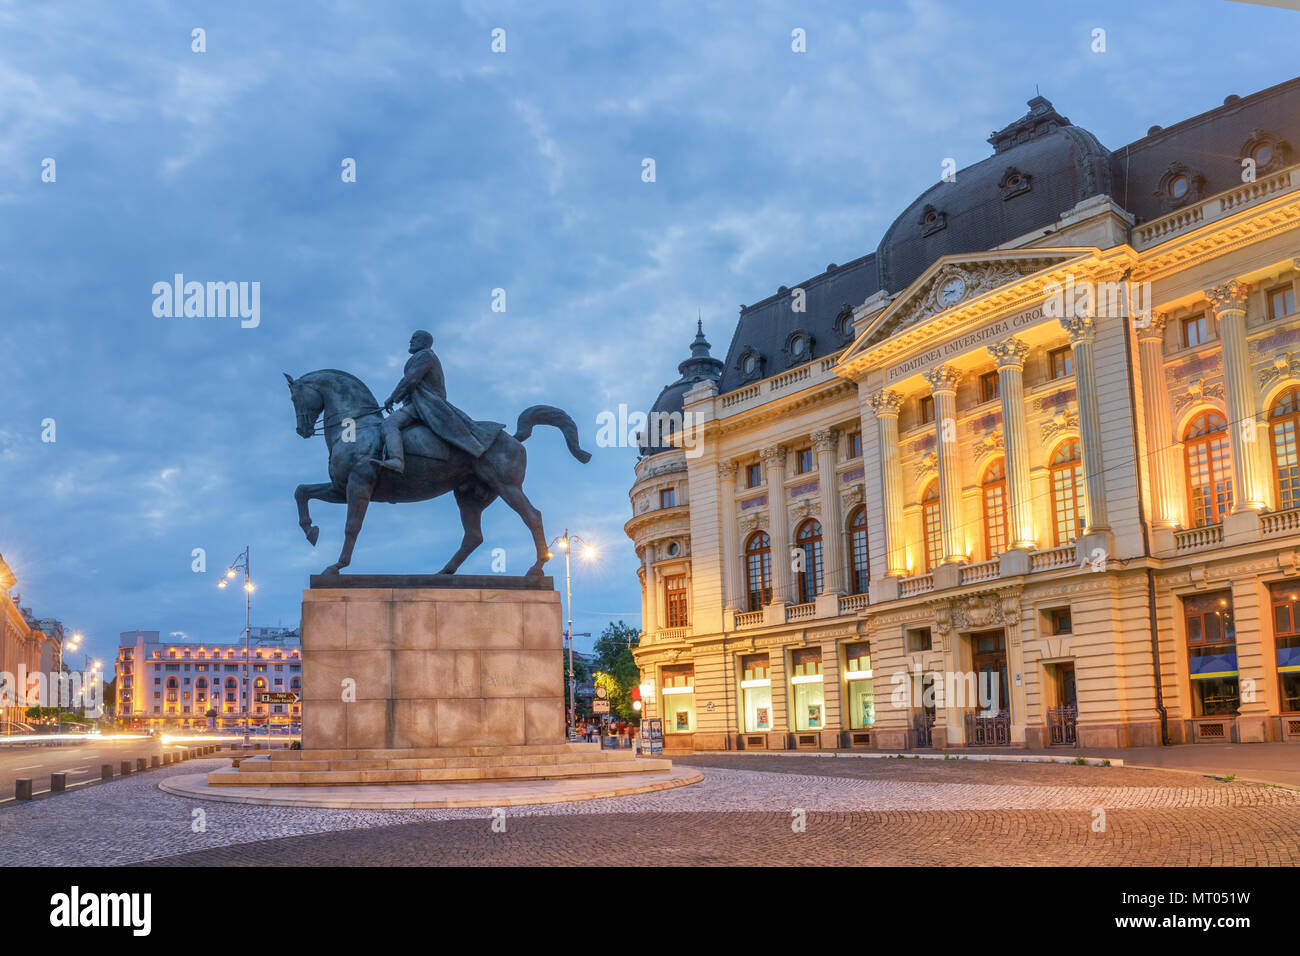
876, 96, 1113, 293
640, 320, 724, 457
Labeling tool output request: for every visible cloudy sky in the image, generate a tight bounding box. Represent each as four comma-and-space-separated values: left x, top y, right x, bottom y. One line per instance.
0, 0, 1295, 665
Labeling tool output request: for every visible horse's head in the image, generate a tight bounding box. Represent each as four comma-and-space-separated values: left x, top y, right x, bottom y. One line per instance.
284, 373, 322, 439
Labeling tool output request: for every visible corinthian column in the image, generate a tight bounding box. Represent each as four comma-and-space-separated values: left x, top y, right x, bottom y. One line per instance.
1206, 280, 1266, 511
870, 389, 907, 575
761, 445, 791, 604
1137, 314, 1180, 529
717, 460, 742, 610
811, 428, 843, 594
923, 364, 965, 564
988, 337, 1034, 549
1061, 314, 1109, 532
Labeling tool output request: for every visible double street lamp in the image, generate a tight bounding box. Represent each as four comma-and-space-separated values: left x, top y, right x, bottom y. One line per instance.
217, 546, 254, 747
547, 529, 596, 736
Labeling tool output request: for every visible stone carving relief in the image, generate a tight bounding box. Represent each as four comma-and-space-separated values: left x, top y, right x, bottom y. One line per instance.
1040, 410, 1079, 444
1259, 352, 1300, 393
1172, 378, 1226, 414
973, 431, 1004, 464
896, 261, 1044, 331
930, 587, 1023, 636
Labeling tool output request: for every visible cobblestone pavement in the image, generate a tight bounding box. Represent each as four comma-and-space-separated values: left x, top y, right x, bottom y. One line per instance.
1, 756, 1296, 866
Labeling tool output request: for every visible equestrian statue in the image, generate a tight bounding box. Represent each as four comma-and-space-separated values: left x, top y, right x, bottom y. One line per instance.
285, 329, 590, 577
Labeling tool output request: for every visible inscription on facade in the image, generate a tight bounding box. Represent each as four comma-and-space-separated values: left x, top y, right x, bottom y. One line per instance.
887, 307, 1046, 383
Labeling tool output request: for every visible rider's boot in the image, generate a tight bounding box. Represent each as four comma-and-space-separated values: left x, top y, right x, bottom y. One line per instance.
369, 424, 406, 473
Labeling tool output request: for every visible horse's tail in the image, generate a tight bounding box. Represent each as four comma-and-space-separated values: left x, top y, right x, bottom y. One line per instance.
513, 405, 592, 463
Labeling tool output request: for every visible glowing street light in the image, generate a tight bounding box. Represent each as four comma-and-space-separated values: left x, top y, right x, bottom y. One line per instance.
548, 528, 598, 737
218, 546, 254, 747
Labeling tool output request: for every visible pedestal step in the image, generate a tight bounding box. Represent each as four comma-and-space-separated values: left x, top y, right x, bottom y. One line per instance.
209, 755, 672, 786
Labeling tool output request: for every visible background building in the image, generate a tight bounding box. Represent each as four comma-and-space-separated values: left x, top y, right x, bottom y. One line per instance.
0, 554, 65, 731
629, 77, 1300, 751
116, 628, 301, 730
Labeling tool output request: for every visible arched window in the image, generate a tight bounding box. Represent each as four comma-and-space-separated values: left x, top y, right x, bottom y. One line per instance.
982, 458, 1008, 558
1050, 439, 1087, 545
922, 482, 942, 572
1185, 411, 1233, 526
1270, 387, 1300, 512
848, 506, 869, 595
795, 519, 823, 603
745, 531, 772, 612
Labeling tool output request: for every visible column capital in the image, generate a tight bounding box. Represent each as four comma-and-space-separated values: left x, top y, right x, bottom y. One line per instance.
717, 460, 738, 481
988, 336, 1031, 370
923, 363, 962, 394
1205, 280, 1251, 315
1060, 314, 1096, 345
760, 445, 787, 465
1136, 312, 1168, 342
869, 388, 904, 417
810, 428, 839, 453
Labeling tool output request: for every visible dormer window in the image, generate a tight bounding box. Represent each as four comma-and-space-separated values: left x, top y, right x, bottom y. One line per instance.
918, 204, 947, 237
737, 348, 764, 382
998, 166, 1032, 200
781, 329, 814, 367
1155, 162, 1205, 211
1240, 129, 1289, 176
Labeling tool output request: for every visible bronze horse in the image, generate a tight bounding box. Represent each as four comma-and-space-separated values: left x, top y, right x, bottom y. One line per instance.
285, 369, 590, 576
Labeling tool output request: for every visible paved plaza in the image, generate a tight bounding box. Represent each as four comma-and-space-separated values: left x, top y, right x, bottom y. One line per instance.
1, 754, 1296, 866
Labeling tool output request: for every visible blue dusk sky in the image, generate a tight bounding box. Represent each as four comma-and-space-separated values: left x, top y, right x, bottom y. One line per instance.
0, 0, 1296, 666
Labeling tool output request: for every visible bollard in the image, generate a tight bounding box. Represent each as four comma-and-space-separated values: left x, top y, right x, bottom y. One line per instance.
121, 761, 132, 776
137, 757, 147, 772
50, 773, 67, 793
150, 755, 160, 768
15, 779, 33, 801
101, 764, 113, 781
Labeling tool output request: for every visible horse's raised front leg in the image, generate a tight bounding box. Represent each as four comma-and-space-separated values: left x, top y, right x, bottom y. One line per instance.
439, 484, 496, 574
295, 482, 342, 546
323, 472, 374, 575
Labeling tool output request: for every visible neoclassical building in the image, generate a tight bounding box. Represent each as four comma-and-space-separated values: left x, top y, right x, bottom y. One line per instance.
0, 554, 65, 730
628, 78, 1300, 751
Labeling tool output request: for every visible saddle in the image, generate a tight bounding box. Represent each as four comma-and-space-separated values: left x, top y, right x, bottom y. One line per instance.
400, 420, 504, 460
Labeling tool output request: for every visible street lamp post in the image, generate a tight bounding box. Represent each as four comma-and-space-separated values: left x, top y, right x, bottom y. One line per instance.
218, 546, 254, 748
548, 529, 596, 737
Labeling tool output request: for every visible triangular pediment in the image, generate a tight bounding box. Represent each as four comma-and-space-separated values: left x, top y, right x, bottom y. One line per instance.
841, 249, 1091, 364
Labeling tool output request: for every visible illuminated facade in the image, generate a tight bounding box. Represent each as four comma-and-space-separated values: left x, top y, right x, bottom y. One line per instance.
629, 79, 1300, 751
0, 554, 64, 730
116, 628, 302, 730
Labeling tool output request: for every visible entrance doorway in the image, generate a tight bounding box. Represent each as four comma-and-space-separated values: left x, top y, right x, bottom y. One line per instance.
965, 630, 1010, 746
1046, 661, 1077, 746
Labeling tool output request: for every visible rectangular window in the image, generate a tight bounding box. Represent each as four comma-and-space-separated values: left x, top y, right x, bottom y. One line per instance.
745, 462, 762, 488
1048, 607, 1073, 635
664, 575, 688, 628
659, 487, 675, 508
1049, 346, 1073, 380
1182, 313, 1207, 348
844, 643, 874, 729
795, 448, 813, 474
1184, 591, 1238, 717
1267, 284, 1297, 321
740, 653, 771, 732
919, 395, 935, 425
661, 664, 695, 733
790, 648, 824, 732
906, 627, 932, 653
1269, 583, 1300, 713
847, 431, 862, 459
979, 371, 999, 403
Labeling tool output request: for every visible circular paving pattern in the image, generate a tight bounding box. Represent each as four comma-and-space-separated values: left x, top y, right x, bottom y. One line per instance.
1, 755, 1295, 866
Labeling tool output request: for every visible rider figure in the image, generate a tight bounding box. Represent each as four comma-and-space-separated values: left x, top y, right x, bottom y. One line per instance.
371, 329, 488, 473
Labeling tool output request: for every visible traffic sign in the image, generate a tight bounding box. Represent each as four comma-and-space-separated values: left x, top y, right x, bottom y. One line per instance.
258, 692, 299, 703
593, 699, 610, 714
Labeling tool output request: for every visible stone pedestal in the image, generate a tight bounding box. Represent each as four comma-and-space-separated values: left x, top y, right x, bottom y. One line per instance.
299, 575, 565, 751
200, 575, 693, 801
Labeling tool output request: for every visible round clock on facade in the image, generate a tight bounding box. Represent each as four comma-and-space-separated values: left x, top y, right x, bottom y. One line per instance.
938, 276, 966, 306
